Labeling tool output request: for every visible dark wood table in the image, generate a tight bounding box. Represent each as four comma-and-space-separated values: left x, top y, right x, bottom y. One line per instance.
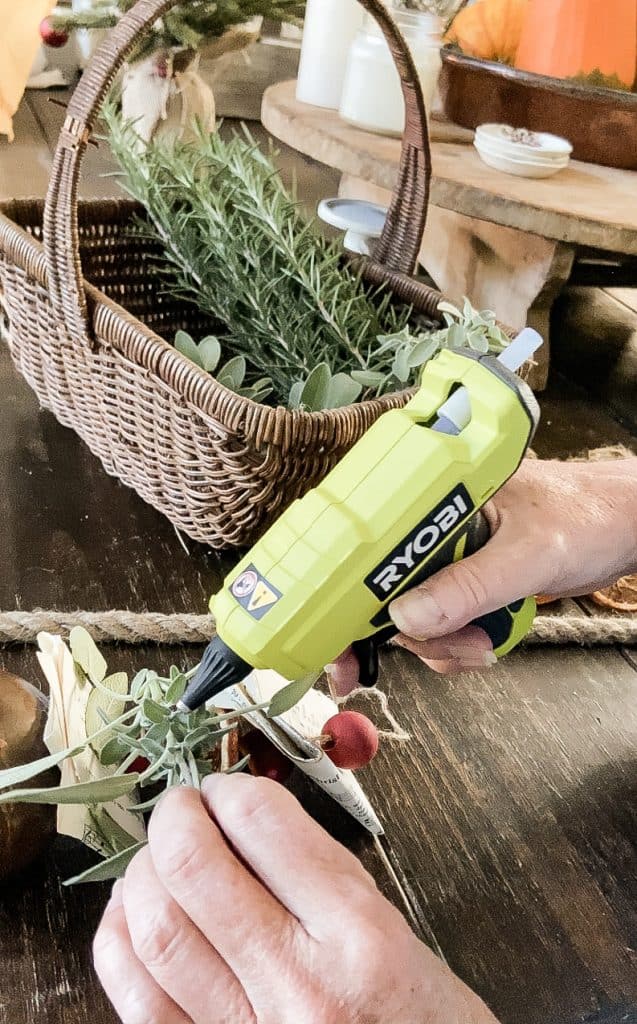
1, 95, 637, 1024
2, 337, 637, 1024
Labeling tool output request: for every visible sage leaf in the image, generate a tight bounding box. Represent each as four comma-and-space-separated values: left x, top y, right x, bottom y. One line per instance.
324, 373, 362, 410
142, 699, 167, 725
63, 842, 146, 886
94, 806, 144, 854
447, 322, 466, 349
69, 626, 107, 685
299, 363, 331, 411
129, 793, 163, 814
145, 721, 170, 745
438, 300, 462, 319
175, 330, 204, 368
0, 744, 82, 791
407, 338, 439, 368
198, 336, 222, 373
217, 356, 246, 391
86, 672, 129, 754
350, 369, 385, 387
467, 330, 489, 354
268, 672, 320, 718
130, 669, 148, 699
0, 774, 139, 807
288, 380, 304, 408
165, 674, 187, 705
391, 345, 411, 384
99, 736, 130, 766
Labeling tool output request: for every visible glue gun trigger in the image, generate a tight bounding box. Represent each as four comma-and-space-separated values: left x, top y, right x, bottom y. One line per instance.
351, 625, 399, 688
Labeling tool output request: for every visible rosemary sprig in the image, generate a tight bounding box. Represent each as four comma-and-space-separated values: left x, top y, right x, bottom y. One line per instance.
105, 108, 513, 410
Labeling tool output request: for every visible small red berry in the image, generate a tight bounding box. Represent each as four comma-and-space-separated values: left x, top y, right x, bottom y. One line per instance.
240, 730, 292, 784
321, 711, 379, 770
126, 756, 150, 774
39, 18, 69, 48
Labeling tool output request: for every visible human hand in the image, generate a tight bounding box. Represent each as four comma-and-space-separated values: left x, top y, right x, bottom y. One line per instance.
94, 775, 498, 1024
330, 457, 637, 693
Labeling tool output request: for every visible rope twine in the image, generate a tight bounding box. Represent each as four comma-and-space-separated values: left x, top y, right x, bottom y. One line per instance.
1, 609, 636, 646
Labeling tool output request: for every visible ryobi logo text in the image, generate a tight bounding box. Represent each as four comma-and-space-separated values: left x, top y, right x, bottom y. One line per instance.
365, 485, 475, 601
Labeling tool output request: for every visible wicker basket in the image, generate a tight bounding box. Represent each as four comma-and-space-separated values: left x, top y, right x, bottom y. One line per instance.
1, 0, 469, 549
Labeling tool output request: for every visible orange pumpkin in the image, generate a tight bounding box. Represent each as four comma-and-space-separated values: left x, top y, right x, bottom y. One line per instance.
515, 0, 637, 88
446, 0, 529, 64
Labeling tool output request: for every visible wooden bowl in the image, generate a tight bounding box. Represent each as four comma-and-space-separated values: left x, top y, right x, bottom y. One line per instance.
439, 50, 637, 170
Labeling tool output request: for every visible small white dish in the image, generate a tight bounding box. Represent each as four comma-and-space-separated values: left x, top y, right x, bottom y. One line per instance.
474, 140, 569, 178
476, 123, 573, 158
475, 135, 570, 166
317, 198, 388, 255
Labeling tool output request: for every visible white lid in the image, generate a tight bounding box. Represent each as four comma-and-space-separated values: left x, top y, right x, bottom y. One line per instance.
317, 198, 388, 238
476, 123, 573, 156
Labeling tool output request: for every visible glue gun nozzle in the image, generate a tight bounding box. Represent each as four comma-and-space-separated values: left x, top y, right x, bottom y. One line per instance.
178, 635, 252, 712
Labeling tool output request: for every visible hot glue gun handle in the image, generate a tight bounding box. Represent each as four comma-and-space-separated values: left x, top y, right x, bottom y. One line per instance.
351, 512, 535, 687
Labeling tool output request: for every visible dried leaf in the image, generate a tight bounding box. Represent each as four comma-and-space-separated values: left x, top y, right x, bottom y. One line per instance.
86, 673, 129, 754
69, 627, 107, 685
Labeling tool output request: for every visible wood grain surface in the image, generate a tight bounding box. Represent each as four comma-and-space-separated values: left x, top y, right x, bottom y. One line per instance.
262, 81, 637, 256
1, 93, 637, 1024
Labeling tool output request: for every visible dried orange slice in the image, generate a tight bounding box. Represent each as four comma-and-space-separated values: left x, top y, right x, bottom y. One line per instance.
591, 575, 637, 613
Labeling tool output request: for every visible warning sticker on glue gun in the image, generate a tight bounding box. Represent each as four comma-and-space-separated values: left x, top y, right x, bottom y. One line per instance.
230, 564, 282, 620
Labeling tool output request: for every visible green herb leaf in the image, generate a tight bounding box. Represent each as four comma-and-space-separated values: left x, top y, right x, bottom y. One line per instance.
69, 626, 107, 684
300, 363, 331, 412
288, 380, 304, 408
99, 736, 131, 767
407, 337, 439, 368
324, 373, 362, 409
142, 699, 167, 725
268, 672, 320, 718
217, 356, 246, 391
391, 345, 411, 384
467, 330, 489, 354
86, 672, 129, 754
0, 774, 140, 807
175, 330, 204, 369
63, 842, 146, 886
129, 793, 163, 814
165, 674, 187, 705
438, 300, 462, 319
94, 806, 144, 855
350, 369, 386, 387
447, 322, 466, 349
0, 744, 83, 791
198, 336, 222, 373
130, 669, 148, 699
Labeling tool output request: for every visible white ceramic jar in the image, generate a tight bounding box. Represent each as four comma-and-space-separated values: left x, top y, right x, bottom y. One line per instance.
339, 9, 443, 136
296, 0, 365, 110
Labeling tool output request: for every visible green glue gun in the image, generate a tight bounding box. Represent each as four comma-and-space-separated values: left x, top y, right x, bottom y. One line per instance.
180, 330, 542, 711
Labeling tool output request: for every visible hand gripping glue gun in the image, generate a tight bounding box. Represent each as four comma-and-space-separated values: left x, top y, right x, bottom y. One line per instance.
179, 329, 542, 712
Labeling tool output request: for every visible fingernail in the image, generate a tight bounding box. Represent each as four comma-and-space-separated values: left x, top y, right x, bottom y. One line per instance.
450, 650, 497, 668
390, 591, 441, 640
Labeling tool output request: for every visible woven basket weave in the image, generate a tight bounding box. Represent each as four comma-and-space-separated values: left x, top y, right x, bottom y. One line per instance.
0, 0, 483, 549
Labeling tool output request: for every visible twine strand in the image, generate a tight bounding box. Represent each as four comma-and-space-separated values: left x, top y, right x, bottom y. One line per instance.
0, 609, 636, 647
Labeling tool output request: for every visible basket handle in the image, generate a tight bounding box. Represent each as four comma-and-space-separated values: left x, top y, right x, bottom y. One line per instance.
43, 0, 432, 347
